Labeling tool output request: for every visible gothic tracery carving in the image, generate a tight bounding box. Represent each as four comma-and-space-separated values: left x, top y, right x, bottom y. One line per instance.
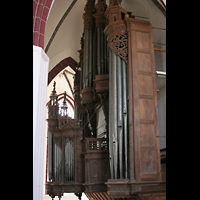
108, 33, 128, 63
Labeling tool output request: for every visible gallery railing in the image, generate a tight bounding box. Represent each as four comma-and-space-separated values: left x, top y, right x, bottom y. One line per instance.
82, 138, 109, 153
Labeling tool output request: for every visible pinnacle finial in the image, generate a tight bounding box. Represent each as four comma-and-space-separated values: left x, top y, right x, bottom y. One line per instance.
53, 81, 56, 91
60, 91, 68, 116
49, 81, 57, 105
63, 91, 67, 104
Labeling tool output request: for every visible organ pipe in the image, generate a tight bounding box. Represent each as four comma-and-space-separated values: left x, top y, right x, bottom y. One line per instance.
109, 48, 114, 179
122, 59, 128, 179
84, 28, 89, 88
82, 0, 95, 89
117, 55, 123, 179
82, 29, 87, 89
112, 50, 118, 179
97, 28, 101, 75
104, 33, 108, 74
96, 27, 108, 75
48, 131, 53, 181
100, 28, 104, 74
108, 49, 129, 179
88, 29, 93, 87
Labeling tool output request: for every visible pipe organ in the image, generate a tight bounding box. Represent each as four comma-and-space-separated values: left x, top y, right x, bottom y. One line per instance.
46, 0, 166, 199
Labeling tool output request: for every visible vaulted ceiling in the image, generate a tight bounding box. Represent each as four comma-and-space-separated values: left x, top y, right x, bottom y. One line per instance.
44, 0, 166, 72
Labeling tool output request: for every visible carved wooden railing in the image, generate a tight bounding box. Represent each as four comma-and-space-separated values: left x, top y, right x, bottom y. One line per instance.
82, 138, 109, 153
82, 137, 110, 193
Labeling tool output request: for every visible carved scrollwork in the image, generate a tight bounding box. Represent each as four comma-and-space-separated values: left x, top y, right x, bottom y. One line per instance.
109, 34, 128, 63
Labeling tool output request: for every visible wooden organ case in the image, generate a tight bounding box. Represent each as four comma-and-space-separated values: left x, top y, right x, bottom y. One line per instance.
46, 0, 166, 199
46, 86, 84, 199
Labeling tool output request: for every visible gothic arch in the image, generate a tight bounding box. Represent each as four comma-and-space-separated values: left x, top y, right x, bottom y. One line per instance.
47, 57, 78, 85
33, 0, 54, 48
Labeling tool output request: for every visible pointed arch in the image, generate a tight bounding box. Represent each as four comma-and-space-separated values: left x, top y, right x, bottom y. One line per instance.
46, 92, 74, 110
47, 57, 78, 85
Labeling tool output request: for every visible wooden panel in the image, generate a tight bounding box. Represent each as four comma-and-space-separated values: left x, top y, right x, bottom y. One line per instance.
90, 160, 100, 183
141, 149, 157, 174
137, 52, 152, 72
139, 99, 155, 120
140, 124, 155, 146
102, 160, 111, 182
138, 74, 153, 96
126, 17, 161, 182
136, 32, 150, 50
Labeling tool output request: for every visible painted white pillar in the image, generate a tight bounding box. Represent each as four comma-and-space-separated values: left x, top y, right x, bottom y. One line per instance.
33, 45, 49, 200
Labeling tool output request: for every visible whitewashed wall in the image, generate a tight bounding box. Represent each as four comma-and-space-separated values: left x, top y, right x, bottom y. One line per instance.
33, 45, 49, 200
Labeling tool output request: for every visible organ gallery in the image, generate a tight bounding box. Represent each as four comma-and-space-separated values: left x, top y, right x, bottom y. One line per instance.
46, 0, 166, 199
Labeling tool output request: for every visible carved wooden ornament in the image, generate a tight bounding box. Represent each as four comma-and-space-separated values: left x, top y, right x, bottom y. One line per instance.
104, 5, 128, 63
109, 33, 128, 63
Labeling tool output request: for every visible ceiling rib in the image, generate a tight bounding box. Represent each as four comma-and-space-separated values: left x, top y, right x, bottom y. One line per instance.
150, 0, 166, 16
45, 0, 78, 53
63, 70, 74, 96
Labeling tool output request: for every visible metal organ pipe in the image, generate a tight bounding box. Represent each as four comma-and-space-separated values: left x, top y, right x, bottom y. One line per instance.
89, 29, 93, 87
100, 28, 104, 74
112, 50, 118, 179
96, 27, 108, 75
64, 139, 75, 181
108, 49, 129, 179
80, 61, 83, 91
109, 48, 114, 179
54, 143, 57, 181
55, 143, 57, 181
104, 33, 107, 74
85, 29, 89, 88
65, 141, 67, 181
82, 29, 87, 88
69, 140, 71, 181
97, 28, 101, 75
122, 59, 128, 179
57, 146, 59, 181
92, 30, 96, 80
59, 146, 62, 181
117, 56, 123, 179
48, 131, 53, 181
82, 27, 95, 88
72, 141, 74, 181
